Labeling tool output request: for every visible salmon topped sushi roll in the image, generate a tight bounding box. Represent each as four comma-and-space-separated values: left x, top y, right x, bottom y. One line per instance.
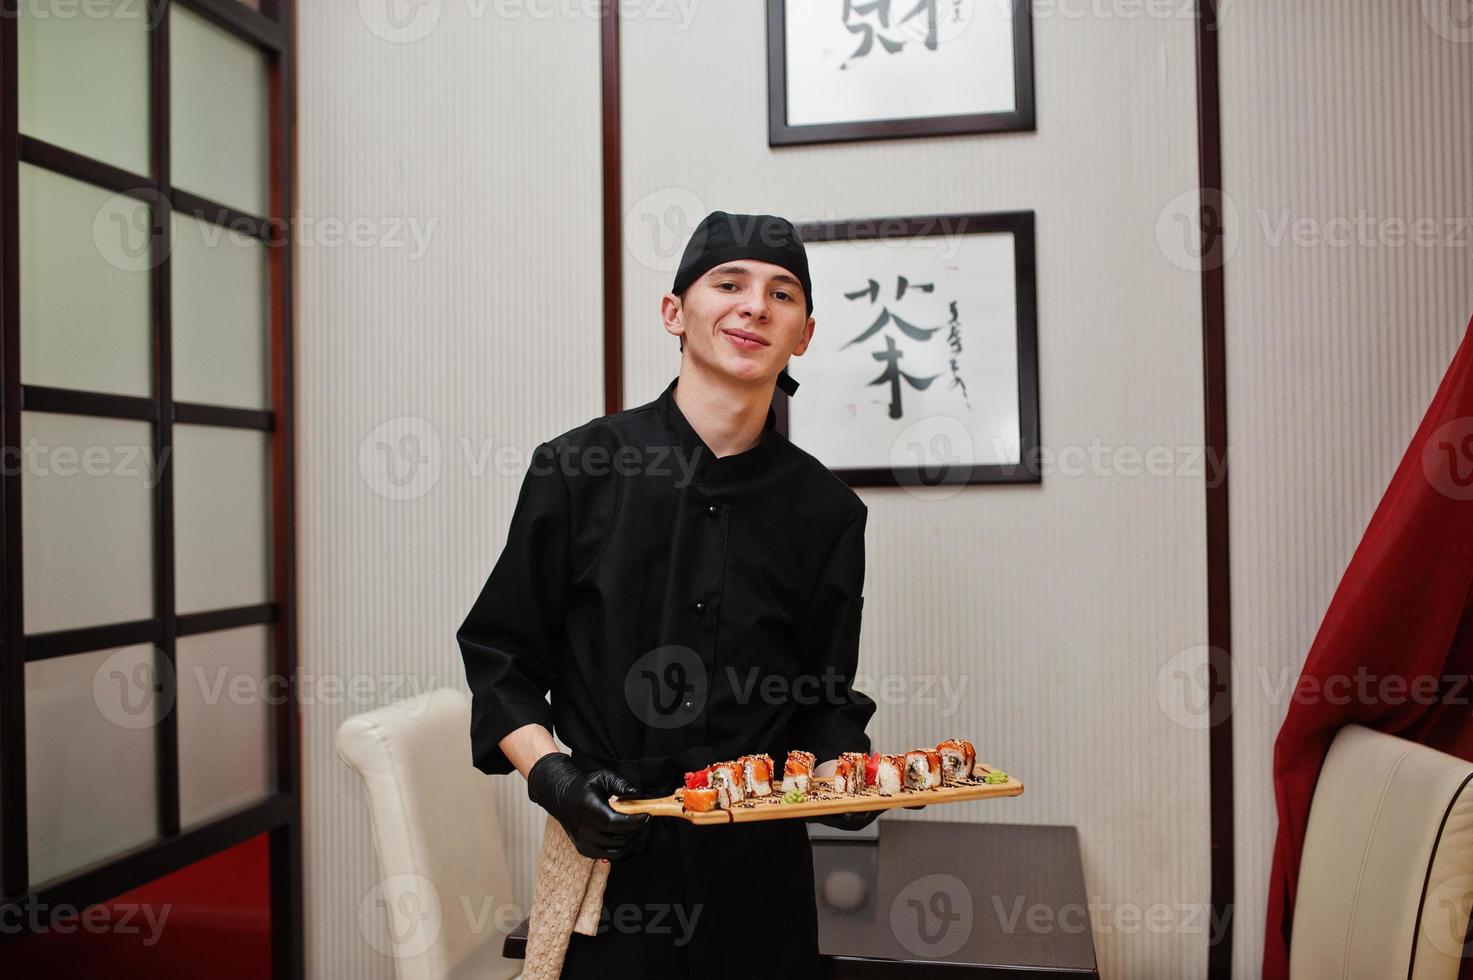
782, 750, 815, 795
682, 787, 719, 813
873, 755, 904, 796
708, 761, 747, 808
903, 749, 942, 790
741, 754, 774, 797
833, 755, 857, 795
839, 752, 870, 794
936, 739, 976, 784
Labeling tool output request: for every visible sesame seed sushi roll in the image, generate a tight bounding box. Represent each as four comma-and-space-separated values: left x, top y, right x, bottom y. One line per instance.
682, 787, 720, 813
708, 761, 746, 809
833, 755, 857, 795
781, 750, 814, 795
839, 752, 870, 793
741, 754, 774, 797
874, 754, 904, 796
904, 749, 943, 790
936, 739, 976, 784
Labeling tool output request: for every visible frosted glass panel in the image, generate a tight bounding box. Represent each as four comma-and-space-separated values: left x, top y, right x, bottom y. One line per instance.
171, 213, 270, 409
18, 0, 151, 175
20, 165, 153, 397
23, 413, 154, 634
27, 645, 161, 885
177, 625, 274, 827
171, 6, 269, 215
174, 425, 271, 613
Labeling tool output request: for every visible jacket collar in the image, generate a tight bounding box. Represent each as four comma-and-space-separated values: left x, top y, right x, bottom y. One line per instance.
654, 375, 779, 476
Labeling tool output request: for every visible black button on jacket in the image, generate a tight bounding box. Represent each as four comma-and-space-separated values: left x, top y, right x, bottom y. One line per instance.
457, 374, 876, 978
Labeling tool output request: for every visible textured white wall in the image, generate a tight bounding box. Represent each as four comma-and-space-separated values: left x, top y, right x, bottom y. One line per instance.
619, 8, 1209, 980
295, 5, 602, 979
1219, 4, 1473, 976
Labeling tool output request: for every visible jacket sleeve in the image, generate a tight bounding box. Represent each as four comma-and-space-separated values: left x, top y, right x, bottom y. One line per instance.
457, 441, 569, 775
790, 505, 877, 764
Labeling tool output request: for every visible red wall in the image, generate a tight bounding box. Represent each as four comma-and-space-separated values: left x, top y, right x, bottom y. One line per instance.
2, 833, 272, 979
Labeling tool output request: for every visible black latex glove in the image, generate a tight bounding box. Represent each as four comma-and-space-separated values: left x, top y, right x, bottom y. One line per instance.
527, 753, 650, 861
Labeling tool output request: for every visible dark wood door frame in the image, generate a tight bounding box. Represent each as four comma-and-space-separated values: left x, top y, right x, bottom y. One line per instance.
0, 2, 303, 977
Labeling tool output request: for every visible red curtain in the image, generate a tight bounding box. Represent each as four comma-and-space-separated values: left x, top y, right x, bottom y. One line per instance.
1263, 314, 1473, 977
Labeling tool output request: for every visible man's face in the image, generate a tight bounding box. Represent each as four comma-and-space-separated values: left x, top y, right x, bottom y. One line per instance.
662, 259, 816, 388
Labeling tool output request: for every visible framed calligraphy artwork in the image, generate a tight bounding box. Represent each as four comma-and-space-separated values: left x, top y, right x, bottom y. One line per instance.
767, 0, 1035, 146
780, 211, 1039, 489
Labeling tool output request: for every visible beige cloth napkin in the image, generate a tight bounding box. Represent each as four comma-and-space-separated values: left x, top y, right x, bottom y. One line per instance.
521, 814, 611, 979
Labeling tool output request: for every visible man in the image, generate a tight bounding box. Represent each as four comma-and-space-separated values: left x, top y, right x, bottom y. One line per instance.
458, 210, 876, 978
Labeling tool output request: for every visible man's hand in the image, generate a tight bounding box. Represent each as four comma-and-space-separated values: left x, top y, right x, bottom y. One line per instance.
526, 753, 650, 861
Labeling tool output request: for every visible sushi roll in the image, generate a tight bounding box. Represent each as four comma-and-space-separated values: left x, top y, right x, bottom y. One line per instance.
936, 739, 976, 784
874, 754, 904, 796
839, 752, 870, 794
682, 787, 719, 813
833, 755, 857, 795
781, 750, 815, 795
903, 749, 943, 790
741, 754, 774, 797
708, 761, 747, 809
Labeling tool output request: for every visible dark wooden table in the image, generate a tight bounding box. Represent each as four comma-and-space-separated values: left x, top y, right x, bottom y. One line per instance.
503, 820, 1097, 977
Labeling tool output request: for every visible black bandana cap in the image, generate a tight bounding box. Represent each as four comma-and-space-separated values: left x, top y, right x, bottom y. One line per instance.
672, 210, 810, 397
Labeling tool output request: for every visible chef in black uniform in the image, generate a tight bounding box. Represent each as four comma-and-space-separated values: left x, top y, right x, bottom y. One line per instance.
458, 210, 877, 978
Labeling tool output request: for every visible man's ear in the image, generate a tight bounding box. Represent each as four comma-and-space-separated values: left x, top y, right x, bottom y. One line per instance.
661, 292, 685, 347
791, 315, 816, 357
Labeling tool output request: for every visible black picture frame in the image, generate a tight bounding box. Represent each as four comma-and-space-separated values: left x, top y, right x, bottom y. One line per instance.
778, 210, 1040, 489
767, 0, 1036, 147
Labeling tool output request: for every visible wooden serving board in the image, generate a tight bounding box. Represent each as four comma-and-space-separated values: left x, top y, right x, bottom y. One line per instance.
609, 765, 1023, 825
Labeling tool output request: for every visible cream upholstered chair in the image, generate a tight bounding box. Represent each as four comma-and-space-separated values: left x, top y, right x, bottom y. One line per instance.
1291, 724, 1473, 979
336, 687, 522, 980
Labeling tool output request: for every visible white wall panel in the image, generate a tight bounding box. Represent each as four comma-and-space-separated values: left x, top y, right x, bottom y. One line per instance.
1220, 3, 1473, 976
296, 6, 602, 978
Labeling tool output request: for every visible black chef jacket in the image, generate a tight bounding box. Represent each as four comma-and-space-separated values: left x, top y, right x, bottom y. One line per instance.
457, 374, 876, 979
